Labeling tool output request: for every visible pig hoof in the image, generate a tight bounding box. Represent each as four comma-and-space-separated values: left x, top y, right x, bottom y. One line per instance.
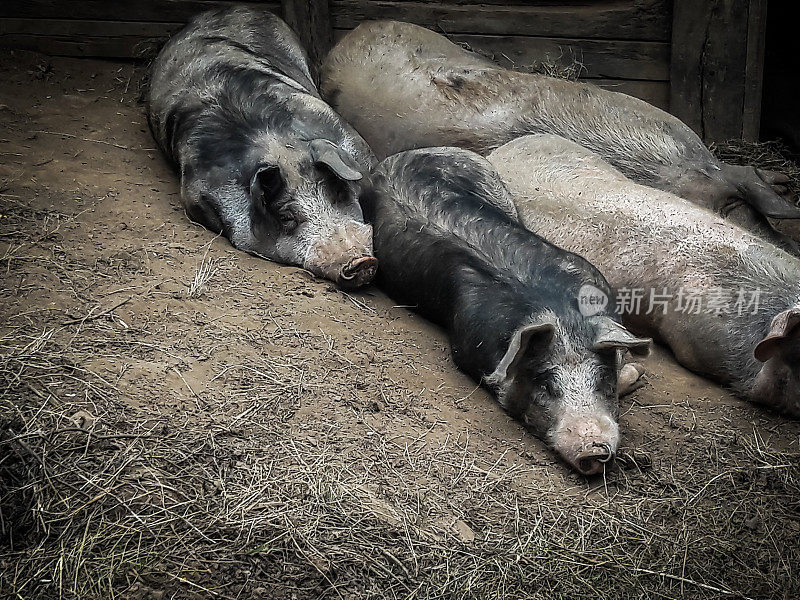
756, 168, 791, 186
618, 363, 646, 396
756, 168, 797, 203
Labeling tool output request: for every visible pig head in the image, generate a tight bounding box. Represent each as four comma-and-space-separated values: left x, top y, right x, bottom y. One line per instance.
487, 312, 651, 475
185, 133, 378, 290
752, 307, 800, 416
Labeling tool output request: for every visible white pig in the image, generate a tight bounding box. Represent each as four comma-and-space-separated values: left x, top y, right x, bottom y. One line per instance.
488, 135, 800, 417
321, 20, 800, 254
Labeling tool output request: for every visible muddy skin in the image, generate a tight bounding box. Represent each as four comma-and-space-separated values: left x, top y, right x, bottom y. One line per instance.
320, 20, 800, 254
488, 134, 800, 418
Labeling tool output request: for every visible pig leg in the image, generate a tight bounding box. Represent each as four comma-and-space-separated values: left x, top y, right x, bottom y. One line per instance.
618, 363, 645, 396
722, 163, 800, 252
721, 163, 800, 222
675, 165, 800, 254
749, 168, 800, 247
673, 164, 800, 251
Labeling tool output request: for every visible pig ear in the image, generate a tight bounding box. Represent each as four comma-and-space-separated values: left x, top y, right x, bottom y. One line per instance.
310, 139, 363, 181
754, 308, 800, 362
493, 315, 558, 381
588, 316, 651, 357
250, 164, 285, 204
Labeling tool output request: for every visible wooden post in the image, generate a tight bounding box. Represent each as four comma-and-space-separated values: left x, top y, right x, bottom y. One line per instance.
670, 0, 767, 142
282, 0, 333, 71
742, 0, 767, 141
669, 0, 707, 136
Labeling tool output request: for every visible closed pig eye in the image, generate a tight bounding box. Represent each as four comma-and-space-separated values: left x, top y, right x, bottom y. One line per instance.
540, 378, 559, 398
527, 368, 559, 397
276, 207, 298, 232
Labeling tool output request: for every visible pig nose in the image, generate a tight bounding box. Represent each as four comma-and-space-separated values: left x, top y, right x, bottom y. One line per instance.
338, 255, 378, 289
573, 443, 615, 476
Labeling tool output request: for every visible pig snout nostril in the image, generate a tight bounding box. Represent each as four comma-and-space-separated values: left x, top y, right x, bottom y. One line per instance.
337, 256, 378, 289
577, 456, 599, 475
341, 256, 378, 279
593, 442, 614, 463
574, 445, 616, 476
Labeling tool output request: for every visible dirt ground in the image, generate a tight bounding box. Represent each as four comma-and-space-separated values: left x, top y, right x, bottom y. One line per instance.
1, 49, 799, 600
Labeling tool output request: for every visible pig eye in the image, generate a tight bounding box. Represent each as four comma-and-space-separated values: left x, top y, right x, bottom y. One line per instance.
530, 370, 559, 397
276, 209, 298, 232
541, 380, 558, 397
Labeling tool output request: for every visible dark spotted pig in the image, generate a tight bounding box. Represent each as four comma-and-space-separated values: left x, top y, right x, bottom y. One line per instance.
488, 135, 800, 417
363, 147, 651, 475
321, 20, 800, 254
147, 7, 377, 288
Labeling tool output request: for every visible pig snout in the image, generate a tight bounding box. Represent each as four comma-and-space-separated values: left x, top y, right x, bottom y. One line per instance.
304, 221, 377, 289
574, 444, 616, 476
340, 255, 379, 287
551, 412, 620, 476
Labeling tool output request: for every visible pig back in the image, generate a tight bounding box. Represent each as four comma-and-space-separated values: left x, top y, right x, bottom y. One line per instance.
321, 19, 705, 183
489, 134, 800, 382
363, 147, 615, 337
147, 6, 317, 163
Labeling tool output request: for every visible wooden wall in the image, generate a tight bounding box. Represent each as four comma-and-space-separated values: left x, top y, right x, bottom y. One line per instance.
0, 1, 281, 58
330, 0, 672, 111
0, 0, 767, 142
670, 0, 767, 142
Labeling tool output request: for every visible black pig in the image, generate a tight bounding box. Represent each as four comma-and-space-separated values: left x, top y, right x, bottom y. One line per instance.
147, 6, 377, 287
362, 147, 651, 475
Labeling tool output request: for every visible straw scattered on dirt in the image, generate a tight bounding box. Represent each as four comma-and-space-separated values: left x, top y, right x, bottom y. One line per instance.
3, 323, 800, 600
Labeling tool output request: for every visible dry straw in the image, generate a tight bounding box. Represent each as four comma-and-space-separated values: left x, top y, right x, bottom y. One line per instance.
2, 321, 799, 599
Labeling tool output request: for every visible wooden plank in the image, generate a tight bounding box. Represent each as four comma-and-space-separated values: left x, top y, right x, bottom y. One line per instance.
0, 1, 280, 22
759, 3, 798, 149
448, 35, 669, 81
670, 0, 756, 142
0, 18, 184, 58
742, 0, 766, 141
669, 1, 706, 134
281, 0, 333, 68
0, 1, 281, 59
330, 0, 672, 41
680, 0, 767, 142
702, 0, 748, 142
